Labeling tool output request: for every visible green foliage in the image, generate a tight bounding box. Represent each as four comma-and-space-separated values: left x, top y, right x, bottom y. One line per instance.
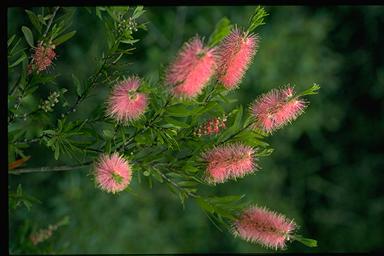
52, 30, 76, 46
247, 6, 269, 33
292, 235, 318, 248
9, 184, 41, 211
42, 118, 94, 160
208, 17, 233, 47
21, 26, 34, 47
7, 5, 337, 254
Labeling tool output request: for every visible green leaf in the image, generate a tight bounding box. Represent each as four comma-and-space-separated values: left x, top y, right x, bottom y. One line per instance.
184, 164, 199, 174
208, 17, 233, 47
296, 83, 321, 97
132, 6, 145, 19
162, 117, 190, 129
209, 195, 245, 204
106, 7, 118, 21
120, 39, 139, 45
233, 106, 243, 130
72, 74, 82, 96
102, 129, 114, 139
8, 35, 16, 47
196, 101, 222, 115
166, 104, 195, 117
9, 53, 27, 68
247, 6, 269, 33
196, 198, 214, 213
21, 26, 34, 47
256, 148, 274, 157
292, 235, 318, 247
178, 181, 198, 187
234, 130, 269, 148
213, 207, 236, 220
25, 10, 42, 34
53, 31, 76, 46
54, 146, 60, 160
151, 170, 163, 183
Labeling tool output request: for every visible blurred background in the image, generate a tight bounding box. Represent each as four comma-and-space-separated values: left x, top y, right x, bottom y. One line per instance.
8, 6, 384, 253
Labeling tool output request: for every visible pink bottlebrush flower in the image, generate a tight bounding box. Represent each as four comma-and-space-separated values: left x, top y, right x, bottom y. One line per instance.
94, 153, 132, 193
233, 206, 296, 250
29, 218, 68, 246
216, 29, 259, 89
30, 43, 56, 73
166, 37, 216, 99
107, 77, 148, 122
251, 86, 307, 133
202, 143, 257, 184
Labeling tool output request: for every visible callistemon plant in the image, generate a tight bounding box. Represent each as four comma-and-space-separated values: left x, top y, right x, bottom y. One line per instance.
8, 6, 319, 251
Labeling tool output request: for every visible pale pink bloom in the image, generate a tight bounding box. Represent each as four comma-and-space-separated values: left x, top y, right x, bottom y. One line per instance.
203, 143, 257, 184
216, 29, 259, 89
251, 86, 306, 133
166, 37, 216, 99
94, 153, 132, 193
233, 206, 296, 249
107, 77, 148, 122
30, 43, 56, 73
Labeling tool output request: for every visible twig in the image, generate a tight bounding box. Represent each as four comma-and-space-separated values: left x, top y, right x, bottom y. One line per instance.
62, 60, 107, 118
117, 96, 171, 152
218, 122, 253, 145
154, 168, 197, 198
9, 162, 92, 175
43, 7, 60, 39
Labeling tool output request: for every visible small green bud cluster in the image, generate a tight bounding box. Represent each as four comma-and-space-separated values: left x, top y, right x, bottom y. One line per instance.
39, 91, 61, 112
117, 17, 138, 34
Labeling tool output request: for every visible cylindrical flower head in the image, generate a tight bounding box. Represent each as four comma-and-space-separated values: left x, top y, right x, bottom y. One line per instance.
203, 143, 257, 184
251, 86, 306, 133
216, 29, 259, 89
166, 37, 216, 99
107, 77, 148, 122
233, 206, 296, 250
31, 44, 56, 73
94, 153, 132, 193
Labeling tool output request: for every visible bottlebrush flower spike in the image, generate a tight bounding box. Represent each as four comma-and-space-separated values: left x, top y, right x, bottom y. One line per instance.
202, 143, 257, 184
94, 153, 132, 193
166, 36, 216, 99
251, 86, 307, 133
29, 43, 56, 73
233, 206, 296, 250
107, 76, 148, 122
216, 29, 259, 89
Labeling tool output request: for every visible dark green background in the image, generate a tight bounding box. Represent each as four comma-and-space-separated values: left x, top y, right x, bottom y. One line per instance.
8, 6, 384, 253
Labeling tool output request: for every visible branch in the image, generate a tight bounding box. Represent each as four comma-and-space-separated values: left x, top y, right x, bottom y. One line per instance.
9, 162, 92, 175
43, 7, 60, 39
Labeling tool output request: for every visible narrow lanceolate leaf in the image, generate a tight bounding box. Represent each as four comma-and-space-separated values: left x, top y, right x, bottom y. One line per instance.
247, 6, 269, 33
196, 197, 214, 213
21, 26, 34, 48
72, 74, 82, 96
25, 10, 42, 34
53, 31, 77, 46
166, 104, 195, 117
9, 53, 27, 68
208, 17, 233, 47
163, 117, 190, 128
292, 235, 318, 248
8, 35, 16, 47
132, 6, 145, 19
